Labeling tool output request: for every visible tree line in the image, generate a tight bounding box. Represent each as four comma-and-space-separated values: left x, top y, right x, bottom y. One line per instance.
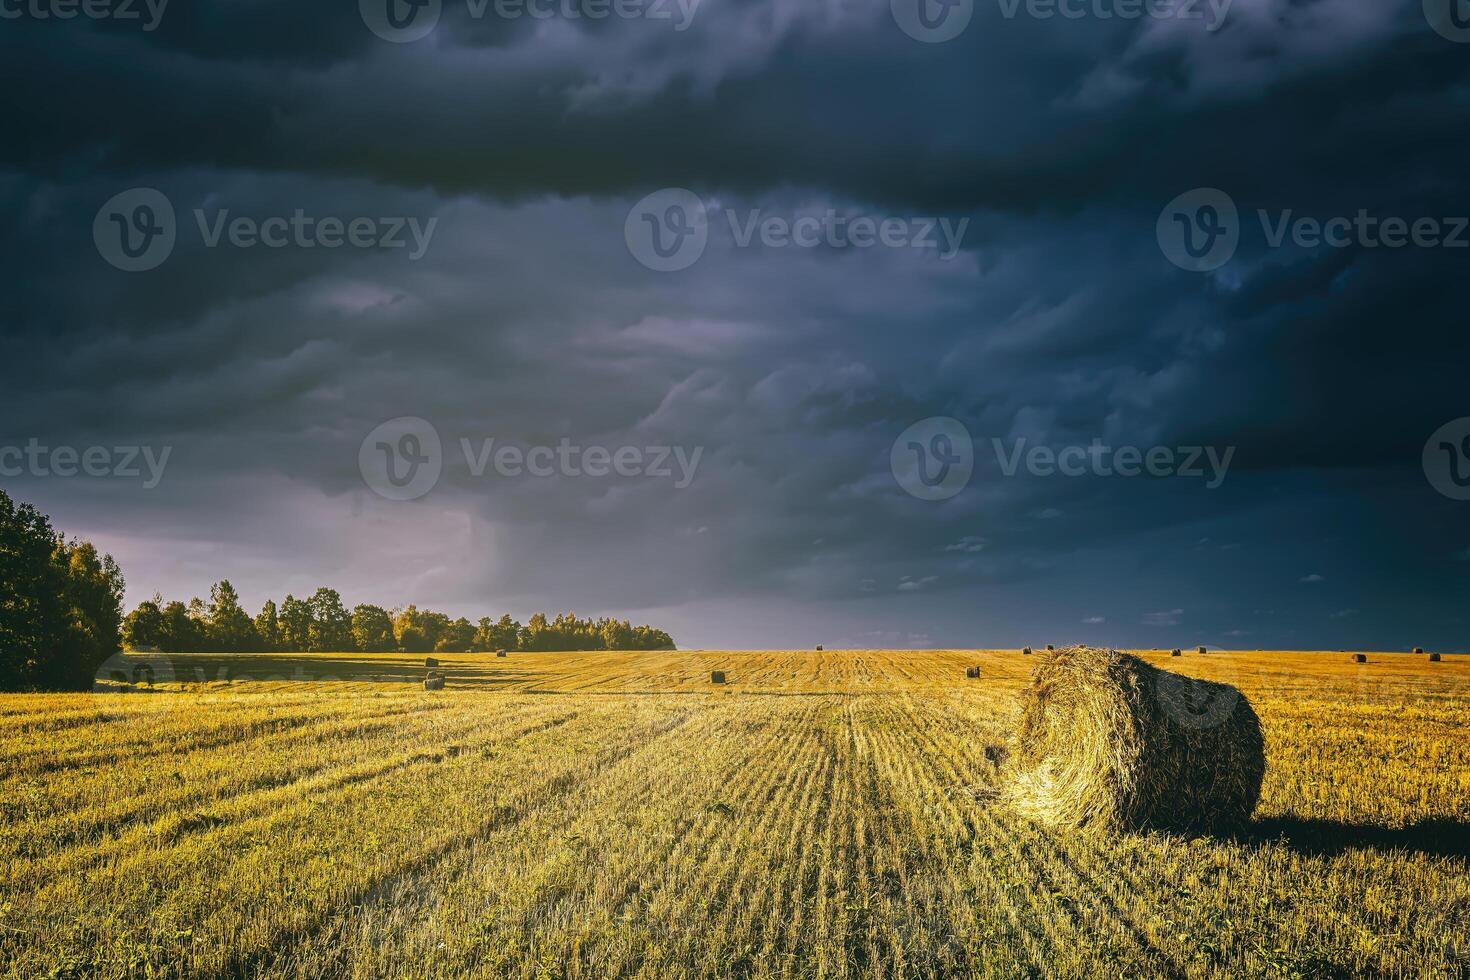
0, 490, 126, 691
122, 583, 675, 654
0, 489, 675, 691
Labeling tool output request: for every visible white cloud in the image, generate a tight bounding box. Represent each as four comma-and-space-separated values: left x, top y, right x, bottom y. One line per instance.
1143, 609, 1184, 627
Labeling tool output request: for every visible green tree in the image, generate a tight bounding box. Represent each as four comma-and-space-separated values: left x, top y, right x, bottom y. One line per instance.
522, 612, 550, 651
419, 610, 449, 650
185, 597, 209, 650
123, 595, 165, 651
279, 595, 313, 652
253, 600, 280, 651
0, 492, 71, 690
393, 605, 450, 653
0, 490, 127, 691
471, 617, 496, 652
156, 601, 188, 652
600, 617, 634, 650
491, 614, 521, 651
52, 539, 126, 687
207, 580, 257, 652
307, 587, 354, 652
351, 604, 395, 652
392, 605, 427, 653
435, 617, 474, 653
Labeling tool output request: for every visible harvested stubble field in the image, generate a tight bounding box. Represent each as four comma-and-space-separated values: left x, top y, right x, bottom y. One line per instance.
2, 650, 1468, 979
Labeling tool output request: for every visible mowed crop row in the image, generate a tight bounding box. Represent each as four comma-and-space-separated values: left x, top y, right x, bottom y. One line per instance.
2, 650, 1467, 979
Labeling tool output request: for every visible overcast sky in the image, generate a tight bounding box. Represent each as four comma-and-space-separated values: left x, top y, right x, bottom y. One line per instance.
2, 0, 1469, 650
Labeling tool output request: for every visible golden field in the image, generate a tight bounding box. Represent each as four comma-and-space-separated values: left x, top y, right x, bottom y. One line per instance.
1, 649, 1467, 979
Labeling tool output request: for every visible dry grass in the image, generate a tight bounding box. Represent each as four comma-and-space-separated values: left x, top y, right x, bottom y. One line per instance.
2, 649, 1468, 979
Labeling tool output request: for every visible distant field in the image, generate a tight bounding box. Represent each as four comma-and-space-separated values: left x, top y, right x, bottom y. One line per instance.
3, 650, 1468, 978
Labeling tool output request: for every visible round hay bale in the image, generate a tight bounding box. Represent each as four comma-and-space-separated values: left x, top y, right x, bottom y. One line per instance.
816, 644, 824, 651
1171, 649, 1182, 657
1046, 644, 1055, 651
425, 657, 440, 669
1197, 646, 1207, 655
496, 649, 508, 657
1429, 652, 1442, 662
966, 666, 981, 679
1005, 646, 1264, 833
710, 670, 726, 685
1022, 646, 1033, 656
1413, 647, 1425, 655
1353, 653, 1367, 664
423, 676, 445, 691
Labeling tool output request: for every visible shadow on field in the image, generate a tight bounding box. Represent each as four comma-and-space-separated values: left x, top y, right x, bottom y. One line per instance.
124, 652, 542, 690
1240, 816, 1470, 860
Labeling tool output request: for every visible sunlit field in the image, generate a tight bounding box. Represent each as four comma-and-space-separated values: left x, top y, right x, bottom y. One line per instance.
3, 650, 1468, 979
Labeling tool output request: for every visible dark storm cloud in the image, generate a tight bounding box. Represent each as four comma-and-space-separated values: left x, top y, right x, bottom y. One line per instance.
2, 0, 1469, 649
